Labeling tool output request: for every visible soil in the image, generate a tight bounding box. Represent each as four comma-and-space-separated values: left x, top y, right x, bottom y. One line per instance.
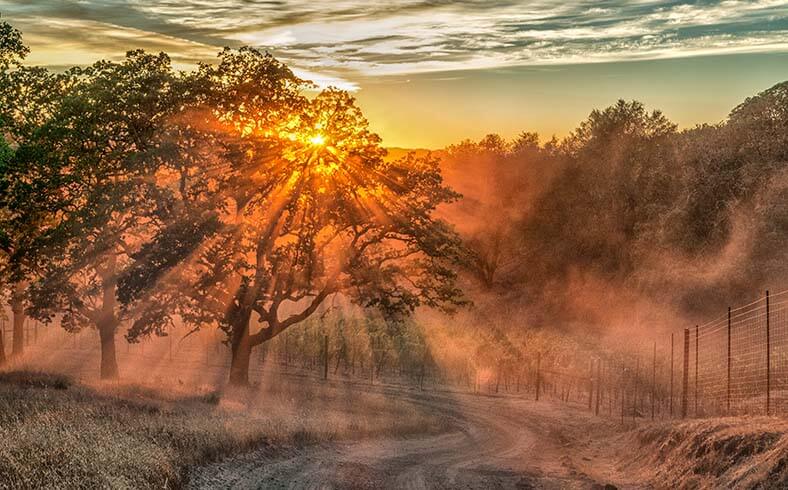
189, 386, 650, 489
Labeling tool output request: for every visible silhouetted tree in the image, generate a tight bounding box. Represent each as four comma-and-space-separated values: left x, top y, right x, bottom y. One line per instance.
120, 49, 466, 385
14, 51, 182, 378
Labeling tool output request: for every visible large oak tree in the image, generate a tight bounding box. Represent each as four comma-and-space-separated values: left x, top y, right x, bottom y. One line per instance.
120, 48, 466, 385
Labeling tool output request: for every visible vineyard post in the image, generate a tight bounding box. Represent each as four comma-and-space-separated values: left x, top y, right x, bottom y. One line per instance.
323, 334, 329, 381
419, 347, 427, 390
283, 331, 289, 372
371, 339, 376, 384
609, 362, 613, 415
682, 328, 689, 418
588, 358, 594, 410
766, 290, 771, 416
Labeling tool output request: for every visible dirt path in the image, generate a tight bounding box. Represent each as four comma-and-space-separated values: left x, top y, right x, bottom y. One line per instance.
189, 388, 648, 489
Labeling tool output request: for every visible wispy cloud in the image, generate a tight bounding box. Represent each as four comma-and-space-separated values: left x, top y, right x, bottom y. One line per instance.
1, 0, 787, 88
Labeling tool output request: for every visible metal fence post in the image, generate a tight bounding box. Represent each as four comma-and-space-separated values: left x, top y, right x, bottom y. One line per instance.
633, 356, 638, 423
682, 328, 689, 418
766, 290, 771, 416
635, 355, 640, 417
621, 362, 626, 424
595, 358, 601, 416
670, 333, 674, 417
727, 307, 731, 414
535, 351, 541, 401
652, 341, 656, 420
695, 325, 699, 416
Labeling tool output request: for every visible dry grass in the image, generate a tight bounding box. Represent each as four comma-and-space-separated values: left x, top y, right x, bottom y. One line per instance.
0, 371, 451, 489
620, 417, 788, 489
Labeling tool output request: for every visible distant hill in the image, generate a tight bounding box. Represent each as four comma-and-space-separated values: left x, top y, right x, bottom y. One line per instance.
383, 147, 436, 162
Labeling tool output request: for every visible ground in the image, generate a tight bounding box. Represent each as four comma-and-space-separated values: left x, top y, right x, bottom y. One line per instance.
3, 368, 788, 489
189, 385, 637, 489
190, 386, 638, 489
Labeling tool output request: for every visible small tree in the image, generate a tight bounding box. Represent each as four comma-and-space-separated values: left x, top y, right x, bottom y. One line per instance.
0, 20, 64, 359
15, 51, 182, 378
120, 49, 466, 385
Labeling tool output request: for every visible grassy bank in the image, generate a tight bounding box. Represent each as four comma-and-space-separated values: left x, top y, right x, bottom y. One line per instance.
618, 417, 788, 489
0, 371, 451, 489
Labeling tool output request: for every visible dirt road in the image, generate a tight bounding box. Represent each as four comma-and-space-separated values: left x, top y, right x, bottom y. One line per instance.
189, 386, 648, 489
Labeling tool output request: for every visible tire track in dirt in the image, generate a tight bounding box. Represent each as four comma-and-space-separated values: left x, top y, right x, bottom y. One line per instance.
189, 388, 642, 489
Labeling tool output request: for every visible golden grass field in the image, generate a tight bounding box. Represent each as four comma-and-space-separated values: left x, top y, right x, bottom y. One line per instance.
0, 371, 451, 489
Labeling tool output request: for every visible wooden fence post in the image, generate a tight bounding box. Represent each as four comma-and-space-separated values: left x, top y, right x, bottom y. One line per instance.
682, 328, 689, 418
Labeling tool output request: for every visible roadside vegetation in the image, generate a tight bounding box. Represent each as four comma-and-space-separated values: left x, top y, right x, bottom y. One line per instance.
618, 417, 788, 489
0, 371, 451, 489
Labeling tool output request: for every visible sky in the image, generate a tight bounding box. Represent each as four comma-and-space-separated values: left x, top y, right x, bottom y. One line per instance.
2, 1, 788, 148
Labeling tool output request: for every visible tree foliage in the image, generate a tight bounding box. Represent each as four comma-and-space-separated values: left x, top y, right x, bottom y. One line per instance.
113, 48, 466, 384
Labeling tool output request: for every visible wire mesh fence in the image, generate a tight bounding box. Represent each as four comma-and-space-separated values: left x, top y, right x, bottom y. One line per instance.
2, 287, 786, 421
501, 288, 788, 423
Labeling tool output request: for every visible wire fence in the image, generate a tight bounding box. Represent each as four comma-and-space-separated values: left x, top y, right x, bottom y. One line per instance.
531, 288, 788, 422
1, 288, 786, 422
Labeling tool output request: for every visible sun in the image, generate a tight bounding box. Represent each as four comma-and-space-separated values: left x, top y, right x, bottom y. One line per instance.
309, 134, 326, 146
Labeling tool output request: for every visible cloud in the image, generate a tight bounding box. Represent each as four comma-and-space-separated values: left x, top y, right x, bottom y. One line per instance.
1, 0, 787, 82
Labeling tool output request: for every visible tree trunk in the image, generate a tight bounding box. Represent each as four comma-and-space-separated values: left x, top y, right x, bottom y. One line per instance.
10, 284, 25, 357
229, 337, 253, 386
228, 305, 254, 386
96, 254, 120, 380
0, 321, 6, 366
99, 324, 119, 379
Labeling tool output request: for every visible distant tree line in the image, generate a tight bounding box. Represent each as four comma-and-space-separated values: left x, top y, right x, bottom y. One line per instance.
443, 89, 787, 324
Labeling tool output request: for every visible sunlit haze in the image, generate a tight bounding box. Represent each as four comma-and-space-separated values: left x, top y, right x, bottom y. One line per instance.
2, 3, 788, 489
